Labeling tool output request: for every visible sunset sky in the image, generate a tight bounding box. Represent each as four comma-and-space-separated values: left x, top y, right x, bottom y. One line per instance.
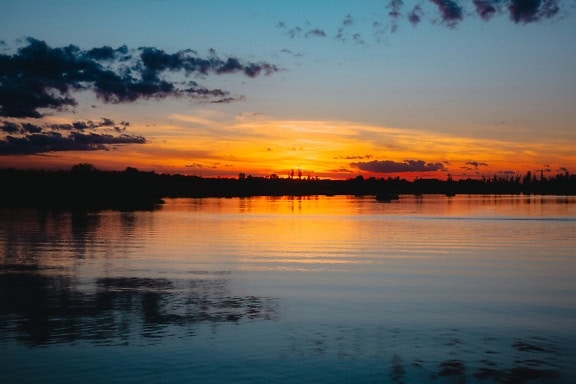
1, 0, 575, 180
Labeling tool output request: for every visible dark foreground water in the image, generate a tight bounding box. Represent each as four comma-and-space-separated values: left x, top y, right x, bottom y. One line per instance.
1, 195, 575, 383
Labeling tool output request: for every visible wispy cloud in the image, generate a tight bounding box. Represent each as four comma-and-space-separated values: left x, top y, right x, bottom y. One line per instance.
304, 29, 327, 38
276, 22, 327, 40
278, 0, 565, 45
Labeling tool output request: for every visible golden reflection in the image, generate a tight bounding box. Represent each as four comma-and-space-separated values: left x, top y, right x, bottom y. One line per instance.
5, 196, 572, 276
151, 195, 576, 273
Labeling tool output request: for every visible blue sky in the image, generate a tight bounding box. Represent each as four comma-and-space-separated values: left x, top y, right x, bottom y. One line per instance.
1, 1, 575, 178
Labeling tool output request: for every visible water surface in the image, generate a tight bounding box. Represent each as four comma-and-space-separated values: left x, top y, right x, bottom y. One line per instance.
1, 195, 575, 383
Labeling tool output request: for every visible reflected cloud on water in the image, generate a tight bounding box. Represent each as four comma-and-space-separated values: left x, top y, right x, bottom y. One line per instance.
0, 267, 278, 346
279, 325, 564, 383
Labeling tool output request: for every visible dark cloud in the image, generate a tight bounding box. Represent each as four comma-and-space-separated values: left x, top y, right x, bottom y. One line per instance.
474, 0, 500, 21
351, 159, 446, 173
138, 47, 277, 78
0, 118, 143, 155
101, 118, 115, 126
210, 96, 246, 104
0, 38, 280, 118
388, 0, 404, 18
1, 121, 20, 134
281, 1, 565, 45
46, 119, 119, 131
465, 161, 489, 169
0, 131, 145, 155
508, 0, 560, 23
72, 121, 92, 130
70, 131, 145, 146
70, 118, 117, 130
21, 123, 43, 133
329, 168, 354, 173
86, 45, 130, 61
428, 0, 464, 27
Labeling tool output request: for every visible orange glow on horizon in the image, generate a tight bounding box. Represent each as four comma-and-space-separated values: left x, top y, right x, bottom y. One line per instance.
1, 113, 574, 180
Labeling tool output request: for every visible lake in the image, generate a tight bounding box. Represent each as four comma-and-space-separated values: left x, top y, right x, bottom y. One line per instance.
1, 195, 575, 383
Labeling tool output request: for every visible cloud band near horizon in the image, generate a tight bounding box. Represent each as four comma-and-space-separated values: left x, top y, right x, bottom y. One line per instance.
351, 159, 446, 173
0, 118, 144, 155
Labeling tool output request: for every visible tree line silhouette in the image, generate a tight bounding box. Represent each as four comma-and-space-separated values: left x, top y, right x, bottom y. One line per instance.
1, 164, 575, 210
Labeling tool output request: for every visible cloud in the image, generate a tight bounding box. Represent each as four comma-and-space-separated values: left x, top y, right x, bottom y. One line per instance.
280, 1, 565, 44
42, 118, 127, 131
335, 155, 373, 160
464, 161, 489, 170
277, 49, 304, 57
473, 0, 500, 21
0, 132, 145, 155
388, 0, 404, 32
210, 96, 246, 104
304, 29, 327, 38
352, 34, 368, 46
343, 14, 354, 26
278, 22, 326, 39
0, 38, 280, 118
329, 168, 354, 173
424, 0, 562, 25
408, 5, 424, 25
275, 22, 303, 39
21, 123, 43, 133
0, 118, 144, 155
537, 165, 552, 173
1, 121, 20, 134
388, 0, 404, 19
351, 159, 446, 173
335, 14, 356, 42
508, 0, 560, 24
428, 0, 464, 27
86, 45, 130, 61
139, 47, 277, 78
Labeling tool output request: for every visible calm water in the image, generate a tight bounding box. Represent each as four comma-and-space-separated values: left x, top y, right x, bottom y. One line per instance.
1, 195, 575, 383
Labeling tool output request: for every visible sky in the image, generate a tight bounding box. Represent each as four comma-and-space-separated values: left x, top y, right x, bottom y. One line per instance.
1, 0, 575, 180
